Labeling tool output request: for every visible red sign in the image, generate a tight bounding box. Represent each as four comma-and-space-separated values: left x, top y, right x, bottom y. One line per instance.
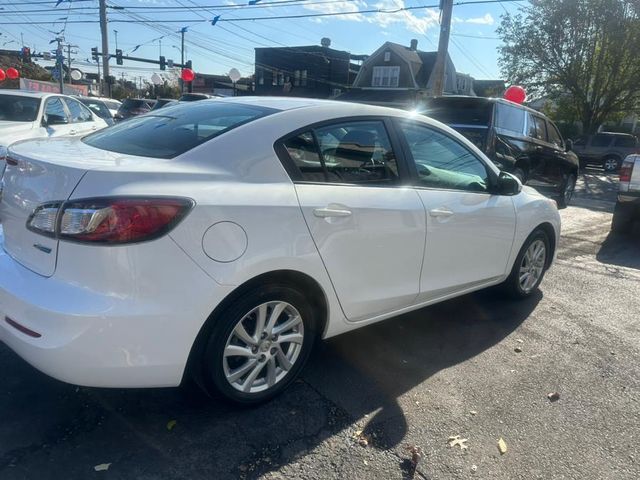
19, 78, 88, 96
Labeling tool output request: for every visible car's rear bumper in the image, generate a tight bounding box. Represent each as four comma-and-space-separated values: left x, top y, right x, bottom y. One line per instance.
0, 226, 226, 388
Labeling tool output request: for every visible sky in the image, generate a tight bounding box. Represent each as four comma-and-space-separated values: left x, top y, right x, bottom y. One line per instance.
0, 0, 526, 82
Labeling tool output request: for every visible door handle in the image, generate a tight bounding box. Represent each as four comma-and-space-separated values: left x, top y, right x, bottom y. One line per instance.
69, 129, 77, 135
313, 206, 352, 218
91, 125, 98, 130
429, 208, 454, 218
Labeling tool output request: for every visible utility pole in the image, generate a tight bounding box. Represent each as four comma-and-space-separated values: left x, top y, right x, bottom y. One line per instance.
180, 28, 185, 93
99, 0, 111, 97
431, 0, 454, 97
114, 29, 118, 51
56, 38, 64, 94
20, 32, 24, 47
159, 38, 162, 57
66, 44, 78, 84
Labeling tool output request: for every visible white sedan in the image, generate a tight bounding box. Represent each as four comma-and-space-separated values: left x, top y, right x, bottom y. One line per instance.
0, 98, 560, 404
0, 90, 108, 171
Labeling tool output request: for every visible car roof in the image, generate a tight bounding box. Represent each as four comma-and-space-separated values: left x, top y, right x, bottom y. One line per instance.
0, 90, 59, 99
427, 95, 547, 117
211, 96, 412, 116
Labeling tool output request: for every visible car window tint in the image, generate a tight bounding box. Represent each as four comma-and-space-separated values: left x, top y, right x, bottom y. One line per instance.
573, 137, 586, 146
533, 116, 547, 142
83, 101, 275, 159
44, 97, 68, 122
65, 98, 93, 123
0, 95, 41, 122
526, 113, 537, 138
495, 103, 525, 135
591, 135, 612, 147
283, 131, 326, 182
82, 100, 110, 119
547, 121, 564, 148
312, 121, 398, 185
400, 122, 489, 192
613, 136, 637, 148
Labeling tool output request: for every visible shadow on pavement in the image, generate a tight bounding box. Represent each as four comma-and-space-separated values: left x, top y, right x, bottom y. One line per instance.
0, 289, 540, 480
596, 231, 640, 270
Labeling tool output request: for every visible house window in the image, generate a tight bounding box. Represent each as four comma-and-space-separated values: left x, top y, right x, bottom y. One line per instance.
277, 71, 285, 86
301, 70, 307, 87
384, 51, 391, 62
257, 68, 264, 86
372, 66, 400, 87
294, 70, 301, 87
272, 70, 277, 86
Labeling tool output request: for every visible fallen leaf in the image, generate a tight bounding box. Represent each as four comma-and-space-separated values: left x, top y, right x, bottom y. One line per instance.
470, 410, 478, 416
516, 339, 524, 344
497, 438, 508, 455
514, 346, 523, 353
94, 463, 111, 472
547, 392, 560, 402
404, 444, 422, 466
166, 420, 177, 431
448, 435, 469, 450
354, 429, 370, 447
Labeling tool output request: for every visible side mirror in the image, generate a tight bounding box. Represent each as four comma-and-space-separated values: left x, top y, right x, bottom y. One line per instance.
565, 139, 573, 152
497, 171, 522, 195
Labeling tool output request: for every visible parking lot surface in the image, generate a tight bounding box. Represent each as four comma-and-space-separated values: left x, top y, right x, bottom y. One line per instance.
1, 170, 638, 480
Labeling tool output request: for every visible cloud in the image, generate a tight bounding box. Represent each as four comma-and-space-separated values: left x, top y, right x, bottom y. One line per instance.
463, 13, 494, 25
303, 0, 441, 35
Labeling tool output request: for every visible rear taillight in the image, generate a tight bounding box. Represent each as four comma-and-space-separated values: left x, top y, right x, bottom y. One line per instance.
619, 160, 633, 183
27, 197, 193, 244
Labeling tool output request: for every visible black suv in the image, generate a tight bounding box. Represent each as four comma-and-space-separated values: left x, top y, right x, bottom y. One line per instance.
423, 96, 580, 207
571, 132, 638, 172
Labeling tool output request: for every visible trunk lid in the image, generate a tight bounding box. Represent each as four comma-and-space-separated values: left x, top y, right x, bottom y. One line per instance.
0, 137, 124, 277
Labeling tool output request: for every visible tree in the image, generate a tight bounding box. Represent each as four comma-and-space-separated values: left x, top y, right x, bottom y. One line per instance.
497, 0, 640, 134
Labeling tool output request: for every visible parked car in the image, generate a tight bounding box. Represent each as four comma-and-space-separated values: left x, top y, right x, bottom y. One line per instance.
0, 98, 560, 404
422, 96, 580, 207
150, 98, 178, 111
113, 98, 157, 122
0, 90, 108, 172
77, 96, 121, 126
611, 154, 640, 233
571, 132, 638, 172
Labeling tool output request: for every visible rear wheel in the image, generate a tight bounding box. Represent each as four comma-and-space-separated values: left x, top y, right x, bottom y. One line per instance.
502, 229, 550, 298
201, 285, 317, 405
603, 156, 620, 172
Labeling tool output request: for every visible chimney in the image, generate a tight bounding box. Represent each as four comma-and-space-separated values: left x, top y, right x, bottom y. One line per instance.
410, 39, 418, 51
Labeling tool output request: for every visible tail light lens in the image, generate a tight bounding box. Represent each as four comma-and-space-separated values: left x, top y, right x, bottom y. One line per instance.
619, 160, 633, 183
27, 197, 193, 244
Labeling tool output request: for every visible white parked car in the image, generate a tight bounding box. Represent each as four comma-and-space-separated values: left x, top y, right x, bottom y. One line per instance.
0, 98, 560, 404
0, 90, 108, 168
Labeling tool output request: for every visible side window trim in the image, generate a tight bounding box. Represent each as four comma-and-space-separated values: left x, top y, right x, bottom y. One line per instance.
274, 116, 411, 187
392, 117, 498, 192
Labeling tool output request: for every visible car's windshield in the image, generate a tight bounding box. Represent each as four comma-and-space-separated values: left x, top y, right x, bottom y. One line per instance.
0, 95, 41, 122
83, 101, 276, 158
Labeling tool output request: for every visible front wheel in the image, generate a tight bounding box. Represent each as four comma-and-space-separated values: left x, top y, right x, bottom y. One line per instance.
557, 173, 577, 209
502, 229, 550, 298
202, 285, 317, 405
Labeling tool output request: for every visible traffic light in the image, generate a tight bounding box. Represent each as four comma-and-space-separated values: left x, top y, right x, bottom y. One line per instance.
159, 55, 166, 70
185, 60, 192, 70
21, 47, 31, 63
91, 47, 98, 61
167, 59, 174, 69
116, 49, 123, 65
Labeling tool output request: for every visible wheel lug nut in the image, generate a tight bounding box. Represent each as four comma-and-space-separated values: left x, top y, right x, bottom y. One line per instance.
261, 332, 267, 339
270, 347, 277, 355
272, 334, 278, 341
259, 354, 266, 362
251, 346, 258, 354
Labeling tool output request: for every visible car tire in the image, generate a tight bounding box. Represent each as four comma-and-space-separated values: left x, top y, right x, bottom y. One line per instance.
502, 229, 550, 299
201, 285, 318, 405
557, 172, 577, 209
603, 156, 620, 172
611, 203, 633, 234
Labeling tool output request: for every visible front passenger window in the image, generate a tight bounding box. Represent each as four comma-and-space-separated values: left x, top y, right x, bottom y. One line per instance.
400, 122, 489, 192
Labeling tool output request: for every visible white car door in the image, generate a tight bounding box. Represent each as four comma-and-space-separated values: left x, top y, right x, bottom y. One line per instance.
42, 96, 74, 137
278, 119, 426, 321
62, 98, 103, 136
395, 120, 517, 301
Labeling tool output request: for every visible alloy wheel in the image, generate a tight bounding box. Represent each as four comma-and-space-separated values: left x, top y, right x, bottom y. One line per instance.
603, 158, 619, 172
563, 174, 577, 205
222, 301, 304, 394
519, 239, 546, 293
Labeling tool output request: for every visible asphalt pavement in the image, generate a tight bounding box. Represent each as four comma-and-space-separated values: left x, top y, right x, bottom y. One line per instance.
1, 169, 638, 480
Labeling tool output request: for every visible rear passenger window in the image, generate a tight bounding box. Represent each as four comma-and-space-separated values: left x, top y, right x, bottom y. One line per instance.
282, 121, 399, 185
65, 99, 93, 123
526, 113, 537, 138
533, 116, 547, 142
591, 135, 612, 147
613, 136, 637, 148
495, 103, 525, 135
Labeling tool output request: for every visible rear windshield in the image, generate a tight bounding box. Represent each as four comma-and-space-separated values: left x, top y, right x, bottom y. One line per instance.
422, 98, 493, 127
83, 101, 276, 159
0, 95, 41, 122
120, 99, 153, 110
